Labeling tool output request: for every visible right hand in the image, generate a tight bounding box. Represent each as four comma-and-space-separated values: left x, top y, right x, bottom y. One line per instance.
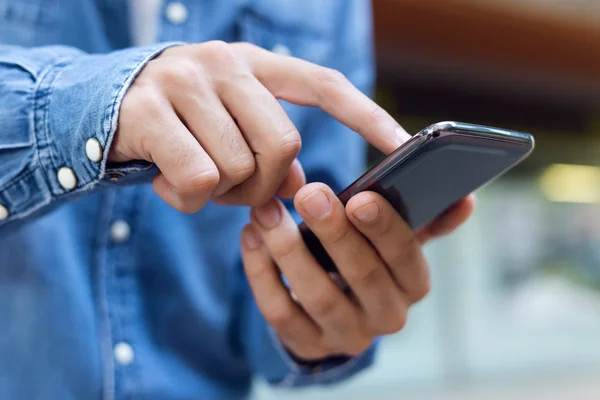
110, 41, 407, 213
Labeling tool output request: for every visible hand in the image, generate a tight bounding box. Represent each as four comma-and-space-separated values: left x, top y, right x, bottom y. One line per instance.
241, 183, 475, 360
110, 41, 406, 213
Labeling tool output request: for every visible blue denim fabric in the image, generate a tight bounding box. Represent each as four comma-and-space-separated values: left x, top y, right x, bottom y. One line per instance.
0, 1, 375, 399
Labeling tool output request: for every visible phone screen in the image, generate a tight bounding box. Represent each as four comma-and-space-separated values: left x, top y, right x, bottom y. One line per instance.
376, 134, 529, 230
300, 129, 533, 275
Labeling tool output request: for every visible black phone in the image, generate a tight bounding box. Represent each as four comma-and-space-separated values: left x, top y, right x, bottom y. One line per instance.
300, 121, 535, 275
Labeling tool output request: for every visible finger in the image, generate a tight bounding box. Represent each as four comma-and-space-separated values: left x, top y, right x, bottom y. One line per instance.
161, 59, 256, 197
215, 158, 305, 205
241, 224, 327, 360
146, 107, 220, 213
275, 159, 306, 199
294, 184, 408, 335
346, 191, 430, 304
234, 43, 408, 155
216, 70, 302, 206
251, 198, 370, 355
417, 194, 477, 244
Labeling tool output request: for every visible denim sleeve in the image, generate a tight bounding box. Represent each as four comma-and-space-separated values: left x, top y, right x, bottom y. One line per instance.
239, 0, 380, 387
0, 43, 180, 235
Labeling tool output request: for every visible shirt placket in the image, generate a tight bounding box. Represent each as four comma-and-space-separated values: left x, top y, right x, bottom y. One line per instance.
99, 186, 145, 400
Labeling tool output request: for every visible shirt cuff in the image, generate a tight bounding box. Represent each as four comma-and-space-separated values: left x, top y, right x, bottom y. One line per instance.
267, 326, 379, 387
0, 43, 182, 224
38, 43, 183, 193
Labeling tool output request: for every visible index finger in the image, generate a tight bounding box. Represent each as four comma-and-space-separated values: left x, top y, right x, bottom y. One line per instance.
233, 43, 408, 155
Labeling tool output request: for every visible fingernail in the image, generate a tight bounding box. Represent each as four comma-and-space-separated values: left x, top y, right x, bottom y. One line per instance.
243, 225, 262, 249
352, 201, 380, 223
254, 200, 281, 229
301, 190, 331, 219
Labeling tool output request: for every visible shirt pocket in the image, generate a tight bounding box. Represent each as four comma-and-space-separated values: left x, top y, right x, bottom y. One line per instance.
237, 0, 340, 66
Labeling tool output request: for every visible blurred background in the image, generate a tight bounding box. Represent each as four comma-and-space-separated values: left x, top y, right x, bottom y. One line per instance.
254, 0, 600, 398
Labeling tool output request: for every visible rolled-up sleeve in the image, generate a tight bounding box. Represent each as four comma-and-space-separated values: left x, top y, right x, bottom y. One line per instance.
0, 43, 179, 234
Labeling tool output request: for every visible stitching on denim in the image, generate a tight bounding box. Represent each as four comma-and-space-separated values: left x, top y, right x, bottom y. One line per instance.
94, 190, 117, 400
31, 58, 73, 194
0, 164, 38, 196
40, 60, 72, 180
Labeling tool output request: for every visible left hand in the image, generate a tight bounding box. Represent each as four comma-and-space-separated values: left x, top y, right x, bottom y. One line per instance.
240, 182, 475, 361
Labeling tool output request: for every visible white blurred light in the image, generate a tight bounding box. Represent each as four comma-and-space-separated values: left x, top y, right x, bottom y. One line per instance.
539, 163, 600, 204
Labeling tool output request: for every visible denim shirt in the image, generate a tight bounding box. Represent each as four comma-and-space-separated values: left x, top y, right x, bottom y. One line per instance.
0, 1, 375, 399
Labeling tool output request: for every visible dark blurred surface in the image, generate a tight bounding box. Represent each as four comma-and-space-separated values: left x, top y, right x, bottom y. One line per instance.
369, 0, 600, 171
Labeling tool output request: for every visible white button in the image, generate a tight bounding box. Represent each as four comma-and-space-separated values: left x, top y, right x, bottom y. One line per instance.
110, 220, 131, 243
113, 342, 135, 366
85, 138, 103, 163
57, 167, 77, 190
271, 43, 291, 56
0, 204, 8, 221
166, 2, 189, 24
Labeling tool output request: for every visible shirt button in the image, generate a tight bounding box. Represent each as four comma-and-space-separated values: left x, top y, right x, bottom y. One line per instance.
57, 167, 78, 190
271, 43, 291, 56
85, 138, 103, 163
110, 220, 131, 243
165, 2, 189, 25
0, 204, 8, 221
113, 342, 135, 366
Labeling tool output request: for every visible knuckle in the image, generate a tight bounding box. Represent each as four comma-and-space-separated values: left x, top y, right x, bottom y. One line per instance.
318, 67, 347, 86
201, 40, 238, 64
156, 60, 199, 88
347, 264, 382, 289
174, 200, 203, 215
130, 87, 167, 118
344, 335, 373, 356
329, 227, 353, 247
374, 311, 407, 335
394, 311, 408, 332
369, 106, 388, 126
277, 128, 302, 160
243, 259, 270, 281
224, 152, 256, 184
316, 68, 347, 99
389, 235, 422, 269
411, 269, 432, 303
270, 238, 297, 263
263, 302, 295, 330
177, 168, 220, 197
303, 290, 337, 318
231, 41, 260, 53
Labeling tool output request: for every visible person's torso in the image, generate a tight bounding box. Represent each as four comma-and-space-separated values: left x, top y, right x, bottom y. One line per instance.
0, 1, 346, 399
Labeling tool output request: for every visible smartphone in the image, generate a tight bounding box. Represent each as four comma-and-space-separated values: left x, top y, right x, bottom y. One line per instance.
299, 121, 535, 275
